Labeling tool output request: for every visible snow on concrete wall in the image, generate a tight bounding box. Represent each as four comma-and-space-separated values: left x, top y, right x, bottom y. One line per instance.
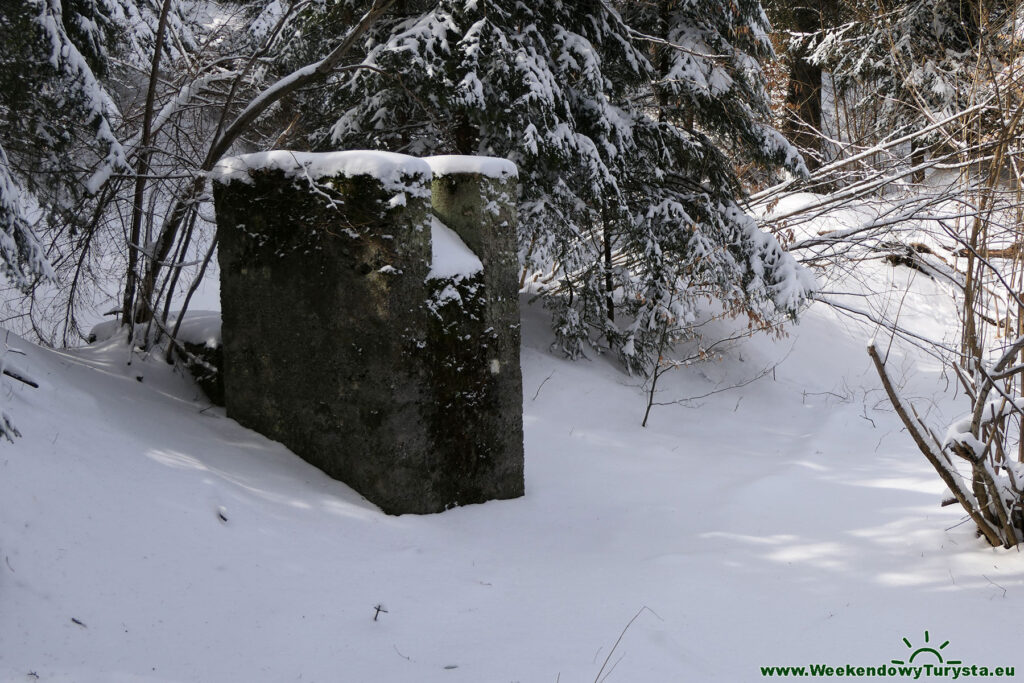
213, 151, 523, 514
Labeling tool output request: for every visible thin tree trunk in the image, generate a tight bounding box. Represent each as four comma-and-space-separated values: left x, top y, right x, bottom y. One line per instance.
867, 343, 1005, 546
911, 141, 926, 183
123, 0, 174, 334
603, 209, 614, 323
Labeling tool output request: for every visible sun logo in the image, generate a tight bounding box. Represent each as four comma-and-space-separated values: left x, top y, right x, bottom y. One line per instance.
891, 631, 962, 666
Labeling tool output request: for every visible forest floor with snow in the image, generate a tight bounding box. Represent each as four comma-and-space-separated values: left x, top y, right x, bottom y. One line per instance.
3, 208, 1024, 682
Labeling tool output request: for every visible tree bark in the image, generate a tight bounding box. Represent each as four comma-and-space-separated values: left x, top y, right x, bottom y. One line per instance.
911, 140, 926, 183
868, 343, 1006, 546
782, 0, 838, 172
123, 0, 173, 334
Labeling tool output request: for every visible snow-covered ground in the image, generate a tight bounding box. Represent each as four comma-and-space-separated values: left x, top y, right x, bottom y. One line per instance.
2, 250, 1023, 681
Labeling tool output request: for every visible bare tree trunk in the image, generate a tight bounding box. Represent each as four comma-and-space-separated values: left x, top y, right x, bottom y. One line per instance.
868, 343, 1006, 546
453, 114, 478, 155
602, 208, 615, 323
123, 0, 174, 336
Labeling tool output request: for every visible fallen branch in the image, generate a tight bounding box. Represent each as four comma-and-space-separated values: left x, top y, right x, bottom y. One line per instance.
3, 366, 38, 389
867, 342, 1004, 547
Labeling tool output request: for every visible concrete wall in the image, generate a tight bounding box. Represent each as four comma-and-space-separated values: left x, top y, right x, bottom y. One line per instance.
425, 159, 524, 509
213, 151, 523, 514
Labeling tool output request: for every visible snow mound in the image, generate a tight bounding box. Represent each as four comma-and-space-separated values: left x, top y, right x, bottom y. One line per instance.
3, 281, 1019, 682
87, 319, 122, 343
427, 215, 482, 280
174, 310, 222, 349
424, 155, 518, 179
210, 151, 432, 197
87, 310, 222, 348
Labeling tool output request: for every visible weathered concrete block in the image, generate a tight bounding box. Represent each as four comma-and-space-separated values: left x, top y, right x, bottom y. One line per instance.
424, 156, 525, 503
212, 151, 524, 514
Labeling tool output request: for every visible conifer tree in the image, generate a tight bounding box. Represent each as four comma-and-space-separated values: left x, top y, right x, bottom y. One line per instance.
284, 0, 813, 373
0, 0, 194, 293
616, 0, 812, 368
0, 0, 122, 290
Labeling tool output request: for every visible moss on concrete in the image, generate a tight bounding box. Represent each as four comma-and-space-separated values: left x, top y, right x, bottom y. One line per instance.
214, 159, 524, 514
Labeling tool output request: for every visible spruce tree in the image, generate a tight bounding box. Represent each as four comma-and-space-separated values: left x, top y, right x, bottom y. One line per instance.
0, 0, 194, 293
0, 0, 120, 290
616, 0, 811, 368
281, 0, 814, 373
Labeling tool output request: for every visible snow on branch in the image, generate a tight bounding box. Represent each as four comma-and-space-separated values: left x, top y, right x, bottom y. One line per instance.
207, 0, 396, 169
28, 0, 128, 195
0, 144, 53, 290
